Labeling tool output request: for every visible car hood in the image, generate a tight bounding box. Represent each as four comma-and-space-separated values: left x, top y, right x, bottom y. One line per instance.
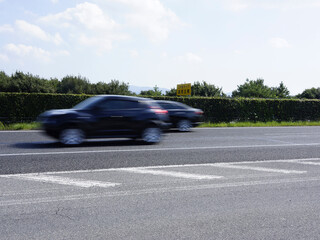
39, 109, 77, 117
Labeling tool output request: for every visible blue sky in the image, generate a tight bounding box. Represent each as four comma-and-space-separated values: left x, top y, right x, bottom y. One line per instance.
1, 0, 320, 95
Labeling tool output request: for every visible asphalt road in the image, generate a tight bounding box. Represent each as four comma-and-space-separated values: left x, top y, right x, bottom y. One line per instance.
1, 127, 320, 174
1, 127, 320, 239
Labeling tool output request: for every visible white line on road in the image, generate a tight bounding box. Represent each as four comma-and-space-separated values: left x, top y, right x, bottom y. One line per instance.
212, 163, 306, 174
1, 143, 320, 157
292, 161, 320, 166
1, 174, 120, 188
115, 168, 223, 180
1, 158, 317, 176
1, 176, 320, 207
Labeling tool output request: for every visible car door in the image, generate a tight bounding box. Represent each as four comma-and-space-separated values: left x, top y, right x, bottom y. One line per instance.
90, 99, 141, 137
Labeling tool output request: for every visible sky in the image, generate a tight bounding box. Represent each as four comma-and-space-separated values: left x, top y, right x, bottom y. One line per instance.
1, 0, 320, 95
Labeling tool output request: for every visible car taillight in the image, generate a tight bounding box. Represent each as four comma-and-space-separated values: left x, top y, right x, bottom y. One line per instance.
195, 111, 203, 115
149, 106, 168, 115
152, 109, 168, 115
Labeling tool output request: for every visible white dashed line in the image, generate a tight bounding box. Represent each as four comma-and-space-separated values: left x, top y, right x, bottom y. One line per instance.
1, 174, 120, 188
115, 168, 223, 180
212, 163, 306, 174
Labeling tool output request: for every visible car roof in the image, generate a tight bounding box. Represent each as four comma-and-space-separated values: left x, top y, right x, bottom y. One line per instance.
96, 95, 151, 101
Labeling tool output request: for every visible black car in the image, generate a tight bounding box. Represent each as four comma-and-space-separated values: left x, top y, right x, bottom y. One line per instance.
37, 95, 170, 145
155, 100, 203, 131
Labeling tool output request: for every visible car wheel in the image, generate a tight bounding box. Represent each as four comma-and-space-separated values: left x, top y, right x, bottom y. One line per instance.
141, 127, 162, 143
59, 128, 85, 145
177, 119, 192, 132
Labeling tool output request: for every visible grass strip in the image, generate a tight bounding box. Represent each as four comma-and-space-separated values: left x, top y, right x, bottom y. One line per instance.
199, 121, 320, 128
0, 122, 40, 130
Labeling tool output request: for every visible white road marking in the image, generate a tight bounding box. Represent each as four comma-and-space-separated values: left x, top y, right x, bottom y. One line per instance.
292, 161, 320, 166
1, 158, 317, 176
1, 176, 320, 207
2, 174, 120, 188
115, 168, 223, 180
212, 163, 306, 174
1, 143, 320, 157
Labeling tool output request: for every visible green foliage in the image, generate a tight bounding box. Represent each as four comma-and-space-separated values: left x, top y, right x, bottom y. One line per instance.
165, 88, 177, 96
273, 82, 290, 98
232, 79, 290, 98
140, 86, 163, 97
0, 93, 90, 123
57, 75, 91, 94
106, 79, 132, 95
296, 87, 320, 99
165, 81, 225, 97
153, 96, 320, 123
0, 71, 58, 93
0, 71, 132, 95
1, 93, 320, 123
192, 81, 226, 97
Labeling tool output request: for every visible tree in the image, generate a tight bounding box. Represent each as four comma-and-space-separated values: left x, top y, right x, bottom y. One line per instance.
192, 81, 226, 97
272, 82, 290, 98
232, 78, 275, 98
106, 79, 132, 95
57, 75, 91, 94
164, 81, 225, 97
5, 71, 57, 93
0, 71, 10, 92
296, 88, 320, 99
232, 79, 291, 98
140, 85, 163, 97
165, 88, 177, 96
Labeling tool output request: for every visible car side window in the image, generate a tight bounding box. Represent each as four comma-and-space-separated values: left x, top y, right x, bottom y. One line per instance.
160, 102, 186, 110
95, 99, 141, 111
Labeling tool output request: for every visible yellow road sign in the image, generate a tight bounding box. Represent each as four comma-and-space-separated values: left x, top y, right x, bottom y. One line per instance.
177, 83, 191, 96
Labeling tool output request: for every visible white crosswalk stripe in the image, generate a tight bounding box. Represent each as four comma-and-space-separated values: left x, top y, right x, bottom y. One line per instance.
1, 174, 120, 188
114, 168, 223, 180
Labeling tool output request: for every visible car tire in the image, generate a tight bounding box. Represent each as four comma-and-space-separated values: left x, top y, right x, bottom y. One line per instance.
141, 127, 162, 143
177, 119, 192, 132
59, 128, 85, 145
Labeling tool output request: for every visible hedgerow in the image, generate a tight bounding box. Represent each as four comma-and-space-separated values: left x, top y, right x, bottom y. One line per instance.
1, 93, 320, 123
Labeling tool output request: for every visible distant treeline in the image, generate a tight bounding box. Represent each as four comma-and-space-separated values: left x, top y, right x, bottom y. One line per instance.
0, 71, 319, 99
0, 71, 132, 95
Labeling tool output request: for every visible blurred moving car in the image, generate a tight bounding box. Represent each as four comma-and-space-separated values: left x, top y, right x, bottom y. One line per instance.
37, 95, 170, 145
155, 100, 203, 132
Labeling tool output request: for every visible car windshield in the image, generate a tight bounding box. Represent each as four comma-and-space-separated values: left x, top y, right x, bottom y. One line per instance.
73, 96, 103, 110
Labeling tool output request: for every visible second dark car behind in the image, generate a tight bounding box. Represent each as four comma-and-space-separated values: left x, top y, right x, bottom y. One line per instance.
155, 100, 203, 132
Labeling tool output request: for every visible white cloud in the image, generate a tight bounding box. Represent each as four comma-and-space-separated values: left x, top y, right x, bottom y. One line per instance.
129, 49, 139, 57
4, 43, 68, 62
0, 24, 14, 33
227, 0, 249, 11
53, 50, 70, 56
40, 2, 127, 52
5, 44, 51, 62
15, 20, 63, 45
16, 20, 50, 41
178, 52, 203, 63
0, 53, 9, 62
269, 37, 291, 48
224, 0, 320, 11
115, 0, 182, 42
41, 2, 118, 31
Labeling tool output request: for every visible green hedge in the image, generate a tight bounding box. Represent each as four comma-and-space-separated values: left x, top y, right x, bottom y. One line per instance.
1, 92, 320, 123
